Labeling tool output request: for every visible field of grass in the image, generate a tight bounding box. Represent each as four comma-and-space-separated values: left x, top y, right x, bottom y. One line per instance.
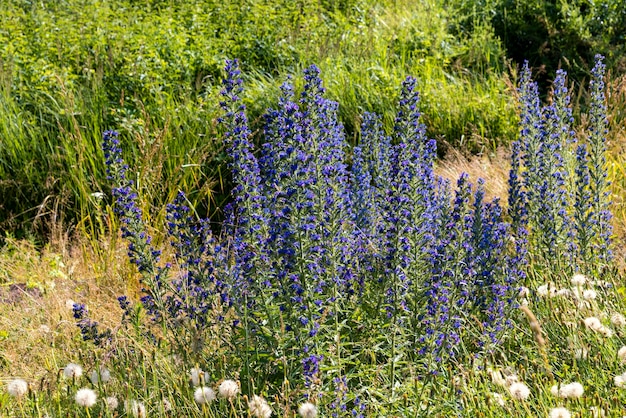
3, 1, 626, 417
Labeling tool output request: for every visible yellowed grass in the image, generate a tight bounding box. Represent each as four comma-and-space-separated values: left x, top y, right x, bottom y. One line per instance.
435, 146, 511, 204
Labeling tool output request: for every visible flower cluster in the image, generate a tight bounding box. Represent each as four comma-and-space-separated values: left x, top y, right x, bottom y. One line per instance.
511, 56, 612, 273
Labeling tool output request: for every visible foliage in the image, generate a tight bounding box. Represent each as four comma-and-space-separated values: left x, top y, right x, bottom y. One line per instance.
446, 0, 626, 87
0, 0, 517, 239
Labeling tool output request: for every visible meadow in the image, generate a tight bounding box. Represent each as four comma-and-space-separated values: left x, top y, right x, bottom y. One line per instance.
3, 0, 626, 417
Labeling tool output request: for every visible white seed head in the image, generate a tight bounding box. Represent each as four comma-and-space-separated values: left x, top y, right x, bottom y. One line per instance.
611, 313, 626, 327
488, 368, 506, 387
574, 347, 588, 360
537, 284, 556, 297
615, 372, 626, 388
518, 287, 530, 298
590, 406, 606, 417
65, 299, 76, 310
561, 382, 584, 398
163, 398, 173, 411
508, 382, 530, 400
104, 396, 119, 410
618, 347, 626, 363
194, 386, 216, 405
549, 407, 572, 418
7, 379, 28, 398
63, 363, 83, 379
75, 388, 97, 408
504, 373, 519, 387
125, 400, 146, 418
90, 367, 111, 385
571, 274, 587, 286
248, 395, 272, 418
190, 367, 209, 387
488, 392, 505, 407
583, 289, 597, 300
556, 288, 573, 298
298, 402, 318, 418
218, 379, 240, 400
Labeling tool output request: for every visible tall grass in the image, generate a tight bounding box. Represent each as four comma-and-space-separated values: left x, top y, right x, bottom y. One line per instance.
0, 0, 517, 238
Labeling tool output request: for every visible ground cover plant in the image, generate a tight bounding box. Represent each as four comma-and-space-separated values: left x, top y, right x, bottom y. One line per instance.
3, 55, 626, 417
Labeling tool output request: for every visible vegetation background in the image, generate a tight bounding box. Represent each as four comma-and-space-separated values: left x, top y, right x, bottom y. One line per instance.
3, 0, 626, 416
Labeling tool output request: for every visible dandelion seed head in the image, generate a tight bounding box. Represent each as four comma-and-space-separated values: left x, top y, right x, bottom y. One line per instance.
561, 382, 584, 398
614, 372, 626, 388
163, 398, 172, 411
488, 392, 505, 407
537, 284, 556, 297
574, 347, 588, 360
64, 363, 83, 379
7, 379, 28, 398
550, 407, 571, 418
505, 373, 519, 387
611, 313, 626, 327
571, 274, 587, 286
590, 406, 606, 417
583, 289, 597, 300
508, 382, 530, 400
105, 396, 118, 410
583, 317, 612, 336
298, 402, 318, 418
218, 379, 240, 400
125, 400, 146, 418
556, 288, 573, 298
75, 388, 97, 408
249, 395, 272, 418
190, 367, 209, 387
194, 386, 216, 405
618, 347, 626, 363
90, 367, 111, 385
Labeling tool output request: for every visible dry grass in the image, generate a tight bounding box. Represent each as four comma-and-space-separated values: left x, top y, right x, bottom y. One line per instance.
435, 146, 511, 203
0, 234, 133, 383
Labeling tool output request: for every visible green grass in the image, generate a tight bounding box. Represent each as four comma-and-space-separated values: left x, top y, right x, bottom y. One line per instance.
0, 0, 517, 238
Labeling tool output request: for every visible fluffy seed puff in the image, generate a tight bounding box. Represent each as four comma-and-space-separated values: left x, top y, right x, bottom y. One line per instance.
190, 367, 210, 387
194, 386, 216, 405
508, 382, 530, 400
7, 379, 28, 398
218, 379, 240, 400
75, 388, 97, 407
611, 313, 626, 327
583, 317, 613, 337
550, 382, 584, 398
249, 395, 272, 418
571, 274, 587, 286
549, 407, 571, 418
298, 402, 318, 418
63, 363, 83, 379
614, 372, 626, 388
104, 396, 119, 410
125, 400, 146, 417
